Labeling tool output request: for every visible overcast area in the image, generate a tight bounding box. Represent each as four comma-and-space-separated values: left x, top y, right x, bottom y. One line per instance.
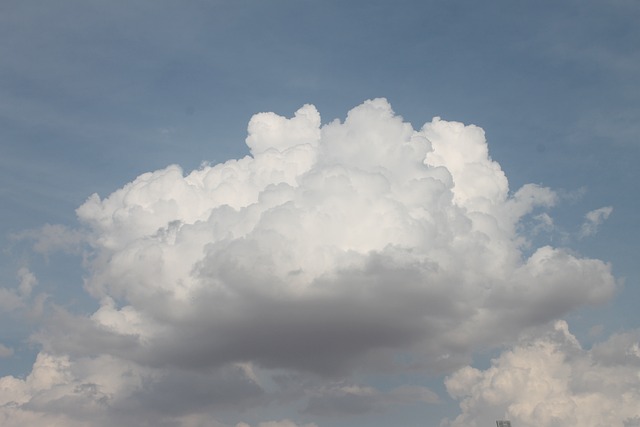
1, 1, 639, 427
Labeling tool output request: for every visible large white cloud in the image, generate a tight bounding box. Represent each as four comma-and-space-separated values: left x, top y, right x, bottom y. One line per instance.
444, 321, 640, 427
1, 99, 618, 425
60, 98, 615, 372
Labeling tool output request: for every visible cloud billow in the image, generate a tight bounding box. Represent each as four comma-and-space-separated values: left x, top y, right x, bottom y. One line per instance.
2, 99, 616, 425
444, 321, 640, 427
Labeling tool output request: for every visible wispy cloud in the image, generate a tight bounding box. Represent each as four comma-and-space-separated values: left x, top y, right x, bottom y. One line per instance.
580, 206, 613, 238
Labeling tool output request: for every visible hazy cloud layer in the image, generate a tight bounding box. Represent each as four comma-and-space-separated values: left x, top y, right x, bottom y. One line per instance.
1, 100, 618, 425
444, 321, 640, 427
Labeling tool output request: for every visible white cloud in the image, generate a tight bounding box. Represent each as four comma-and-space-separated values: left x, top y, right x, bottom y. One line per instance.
246, 104, 321, 155
6, 99, 618, 425
444, 321, 640, 427
580, 206, 613, 237
60, 99, 614, 372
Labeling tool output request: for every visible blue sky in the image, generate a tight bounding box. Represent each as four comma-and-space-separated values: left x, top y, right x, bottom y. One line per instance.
1, 1, 639, 426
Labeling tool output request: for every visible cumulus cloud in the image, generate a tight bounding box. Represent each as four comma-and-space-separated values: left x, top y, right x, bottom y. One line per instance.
4, 99, 618, 425
57, 99, 614, 373
580, 206, 613, 237
444, 321, 640, 427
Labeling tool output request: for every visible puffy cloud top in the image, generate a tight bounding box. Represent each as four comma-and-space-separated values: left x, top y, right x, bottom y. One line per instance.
246, 104, 322, 155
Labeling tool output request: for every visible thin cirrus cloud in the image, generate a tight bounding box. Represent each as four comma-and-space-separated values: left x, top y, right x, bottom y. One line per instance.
1, 99, 617, 426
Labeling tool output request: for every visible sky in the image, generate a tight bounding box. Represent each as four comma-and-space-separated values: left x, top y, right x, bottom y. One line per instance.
1, 1, 639, 426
